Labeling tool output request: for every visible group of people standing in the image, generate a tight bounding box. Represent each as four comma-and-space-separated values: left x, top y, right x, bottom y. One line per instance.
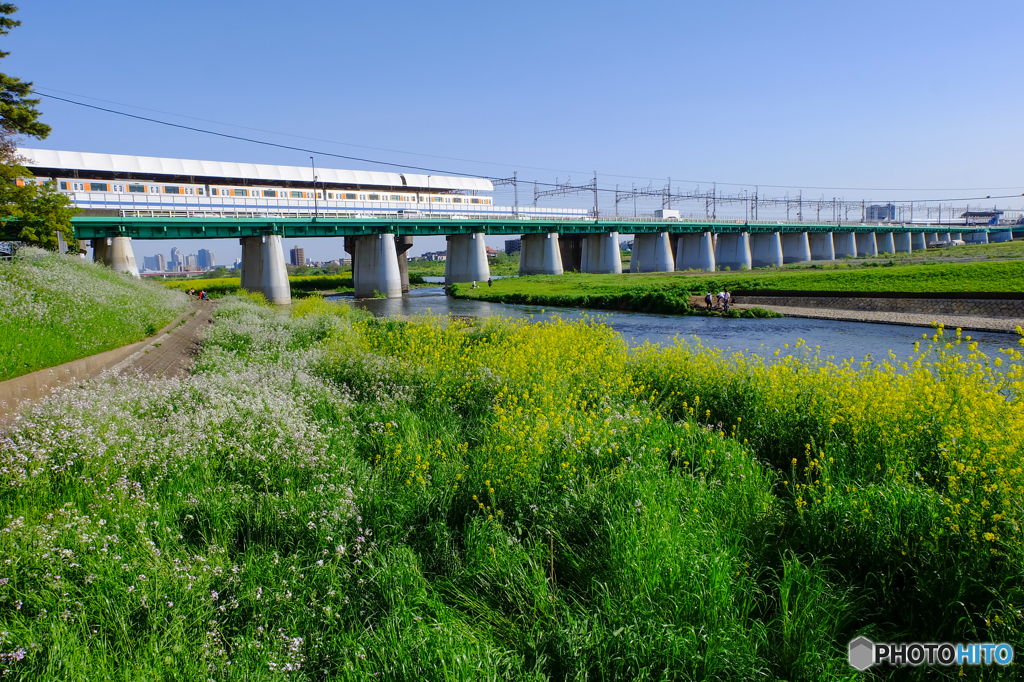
704, 288, 731, 312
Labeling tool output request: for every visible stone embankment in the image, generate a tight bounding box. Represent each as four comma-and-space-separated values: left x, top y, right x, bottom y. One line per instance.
727, 291, 1024, 333
0, 300, 215, 420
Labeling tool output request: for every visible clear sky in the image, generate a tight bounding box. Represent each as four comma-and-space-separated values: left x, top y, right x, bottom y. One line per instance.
9, 0, 1024, 264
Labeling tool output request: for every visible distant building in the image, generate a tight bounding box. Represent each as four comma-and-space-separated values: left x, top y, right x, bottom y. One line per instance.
865, 204, 896, 221
185, 254, 198, 268
485, 246, 498, 259
142, 254, 167, 272
232, 258, 242, 270
290, 247, 305, 267
504, 238, 521, 255
197, 248, 215, 269
169, 247, 182, 270
620, 239, 633, 252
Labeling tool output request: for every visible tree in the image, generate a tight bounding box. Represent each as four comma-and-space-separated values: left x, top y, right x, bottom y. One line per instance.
0, 4, 76, 250
0, 4, 49, 139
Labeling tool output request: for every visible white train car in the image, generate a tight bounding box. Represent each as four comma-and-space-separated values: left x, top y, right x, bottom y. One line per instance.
17, 148, 587, 219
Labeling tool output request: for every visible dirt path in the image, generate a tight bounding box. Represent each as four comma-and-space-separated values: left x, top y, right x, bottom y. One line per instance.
749, 304, 1024, 334
116, 300, 216, 378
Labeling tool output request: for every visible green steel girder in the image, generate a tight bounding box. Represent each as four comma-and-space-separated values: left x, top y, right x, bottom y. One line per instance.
71, 216, 993, 241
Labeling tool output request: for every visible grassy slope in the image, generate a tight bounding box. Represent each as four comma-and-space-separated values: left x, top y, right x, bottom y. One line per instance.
162, 273, 433, 298
0, 251, 189, 381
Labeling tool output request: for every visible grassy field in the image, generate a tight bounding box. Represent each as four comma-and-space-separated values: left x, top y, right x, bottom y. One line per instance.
451, 259, 1024, 314
408, 253, 521, 278
162, 273, 431, 298
0, 250, 189, 381
1, 297, 1021, 678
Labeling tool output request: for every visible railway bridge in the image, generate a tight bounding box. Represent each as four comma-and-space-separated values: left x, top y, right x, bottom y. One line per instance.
73, 216, 1000, 304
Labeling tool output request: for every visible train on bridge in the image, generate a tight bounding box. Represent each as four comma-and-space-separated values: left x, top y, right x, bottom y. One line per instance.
17, 148, 587, 220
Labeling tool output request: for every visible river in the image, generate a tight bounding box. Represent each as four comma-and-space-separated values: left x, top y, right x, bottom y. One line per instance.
330, 286, 1018, 363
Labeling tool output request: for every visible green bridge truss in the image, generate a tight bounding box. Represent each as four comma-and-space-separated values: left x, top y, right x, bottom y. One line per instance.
71, 216, 992, 241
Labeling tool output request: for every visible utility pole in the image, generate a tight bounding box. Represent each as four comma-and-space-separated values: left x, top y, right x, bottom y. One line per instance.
310, 157, 319, 219
798, 190, 802, 222
712, 182, 717, 220
593, 171, 599, 219
514, 171, 518, 216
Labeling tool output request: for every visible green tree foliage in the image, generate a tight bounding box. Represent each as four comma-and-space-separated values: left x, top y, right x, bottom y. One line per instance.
0, 4, 49, 139
0, 4, 77, 250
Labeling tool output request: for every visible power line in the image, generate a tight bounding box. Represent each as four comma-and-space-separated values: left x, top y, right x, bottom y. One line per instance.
31, 91, 1024, 204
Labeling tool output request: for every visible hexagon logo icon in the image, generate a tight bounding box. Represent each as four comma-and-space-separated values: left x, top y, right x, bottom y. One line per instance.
848, 636, 874, 671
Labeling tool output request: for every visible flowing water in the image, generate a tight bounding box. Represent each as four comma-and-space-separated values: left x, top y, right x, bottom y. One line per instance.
331, 286, 1018, 363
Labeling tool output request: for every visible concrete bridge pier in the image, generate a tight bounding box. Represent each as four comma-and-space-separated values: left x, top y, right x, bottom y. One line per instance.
809, 232, 835, 260
239, 235, 291, 304
991, 230, 1014, 243
92, 236, 140, 277
833, 232, 856, 258
716, 232, 752, 271
893, 232, 912, 253
558, 235, 583, 272
856, 232, 878, 257
912, 233, 927, 250
348, 234, 402, 298
951, 232, 963, 242
876, 231, 896, 255
750, 232, 783, 268
520, 233, 564, 275
939, 232, 952, 243
781, 232, 811, 263
445, 233, 490, 286
925, 232, 939, 245
581, 232, 623, 273
675, 232, 716, 271
965, 231, 989, 244
396, 236, 414, 293
630, 232, 674, 272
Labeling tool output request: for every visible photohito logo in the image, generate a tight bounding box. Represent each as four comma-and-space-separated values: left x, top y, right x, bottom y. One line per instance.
848, 637, 1014, 670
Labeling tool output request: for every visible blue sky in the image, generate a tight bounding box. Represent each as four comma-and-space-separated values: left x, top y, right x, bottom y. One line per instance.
10, 0, 1024, 263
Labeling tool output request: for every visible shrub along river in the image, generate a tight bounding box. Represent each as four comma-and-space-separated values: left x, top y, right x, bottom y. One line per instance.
331, 285, 1019, 362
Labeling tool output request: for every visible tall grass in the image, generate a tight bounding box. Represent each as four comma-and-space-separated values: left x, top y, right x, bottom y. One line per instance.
1, 296, 1020, 679
0, 250, 189, 381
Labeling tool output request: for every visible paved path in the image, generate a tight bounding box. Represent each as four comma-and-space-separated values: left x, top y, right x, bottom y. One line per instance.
751, 304, 1024, 334
118, 300, 216, 378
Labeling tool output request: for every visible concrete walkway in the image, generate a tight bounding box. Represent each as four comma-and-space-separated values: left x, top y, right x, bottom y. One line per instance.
750, 304, 1024, 335
0, 300, 215, 421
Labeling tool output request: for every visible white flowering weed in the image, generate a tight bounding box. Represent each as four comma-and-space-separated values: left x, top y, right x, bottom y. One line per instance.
0, 250, 188, 380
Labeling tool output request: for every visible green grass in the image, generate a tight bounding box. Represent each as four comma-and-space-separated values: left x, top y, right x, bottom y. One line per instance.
451, 259, 1024, 314
161, 273, 427, 298
1, 297, 1020, 679
0, 250, 189, 381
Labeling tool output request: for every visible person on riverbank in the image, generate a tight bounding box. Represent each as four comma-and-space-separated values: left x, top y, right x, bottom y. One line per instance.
716, 291, 727, 311
723, 287, 731, 312
704, 292, 713, 310
488, 277, 493, 287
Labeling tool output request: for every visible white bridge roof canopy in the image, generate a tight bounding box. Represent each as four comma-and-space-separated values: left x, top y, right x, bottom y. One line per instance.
18, 148, 494, 192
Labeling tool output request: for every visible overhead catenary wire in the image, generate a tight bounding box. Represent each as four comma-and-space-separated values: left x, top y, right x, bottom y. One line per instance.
29, 90, 1024, 206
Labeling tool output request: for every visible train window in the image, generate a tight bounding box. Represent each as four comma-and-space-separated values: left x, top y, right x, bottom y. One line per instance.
344, 193, 357, 200
327, 192, 333, 199
127, 184, 145, 193
470, 198, 480, 204
164, 186, 180, 194
233, 189, 249, 197
452, 197, 462, 203
390, 194, 402, 201
197, 188, 204, 195
60, 181, 68, 190
432, 196, 443, 202
89, 182, 109, 192
263, 189, 277, 197
290, 191, 302, 198
368, 193, 380, 200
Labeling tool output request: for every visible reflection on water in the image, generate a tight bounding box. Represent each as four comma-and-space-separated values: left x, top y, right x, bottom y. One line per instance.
331, 287, 1017, 363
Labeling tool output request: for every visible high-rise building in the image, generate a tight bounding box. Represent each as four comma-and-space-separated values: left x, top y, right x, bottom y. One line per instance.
185, 253, 198, 267
504, 238, 521, 255
290, 247, 305, 267
197, 248, 215, 269
169, 247, 182, 269
157, 253, 166, 271
143, 255, 160, 271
